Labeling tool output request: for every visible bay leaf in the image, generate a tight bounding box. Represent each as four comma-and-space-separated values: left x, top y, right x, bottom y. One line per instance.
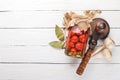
49, 41, 64, 49
55, 25, 64, 41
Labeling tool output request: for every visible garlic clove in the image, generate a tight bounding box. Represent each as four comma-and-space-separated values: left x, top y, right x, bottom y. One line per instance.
102, 48, 112, 60
104, 37, 115, 48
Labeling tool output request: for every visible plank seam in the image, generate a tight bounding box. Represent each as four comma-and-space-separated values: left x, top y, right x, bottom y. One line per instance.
0, 27, 119, 29
0, 45, 119, 47
0, 62, 119, 64
0, 10, 120, 12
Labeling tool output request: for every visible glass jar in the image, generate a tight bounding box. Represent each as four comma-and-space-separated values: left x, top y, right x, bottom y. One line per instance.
65, 24, 89, 58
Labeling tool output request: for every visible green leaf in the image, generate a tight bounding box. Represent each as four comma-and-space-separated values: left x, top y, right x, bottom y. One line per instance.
49, 41, 64, 49
55, 25, 64, 41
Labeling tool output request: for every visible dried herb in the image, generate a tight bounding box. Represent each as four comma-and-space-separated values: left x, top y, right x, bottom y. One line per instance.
49, 41, 64, 49
55, 25, 64, 41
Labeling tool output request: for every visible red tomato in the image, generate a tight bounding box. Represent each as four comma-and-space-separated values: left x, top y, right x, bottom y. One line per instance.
69, 42, 74, 48
79, 35, 86, 43
69, 31, 75, 37
75, 42, 83, 50
71, 35, 79, 43
70, 48, 77, 54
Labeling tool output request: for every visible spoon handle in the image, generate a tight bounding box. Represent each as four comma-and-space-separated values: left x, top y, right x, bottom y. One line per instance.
76, 49, 93, 75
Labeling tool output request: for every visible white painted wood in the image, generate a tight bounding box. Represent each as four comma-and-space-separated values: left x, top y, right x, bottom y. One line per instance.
0, 0, 120, 11
0, 29, 118, 46
0, 11, 119, 28
0, 0, 120, 79
0, 64, 120, 80
0, 45, 118, 63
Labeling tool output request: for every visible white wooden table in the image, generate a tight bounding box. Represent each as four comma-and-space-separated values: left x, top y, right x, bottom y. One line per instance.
0, 0, 120, 80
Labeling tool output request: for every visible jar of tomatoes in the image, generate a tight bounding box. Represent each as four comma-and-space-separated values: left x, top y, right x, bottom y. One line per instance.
65, 24, 89, 58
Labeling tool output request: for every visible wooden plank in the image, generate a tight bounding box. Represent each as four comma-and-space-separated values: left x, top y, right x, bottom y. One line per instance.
0, 45, 118, 63
0, 29, 119, 46
0, 11, 119, 28
0, 28, 118, 63
0, 0, 119, 79
0, 0, 120, 11
0, 64, 120, 80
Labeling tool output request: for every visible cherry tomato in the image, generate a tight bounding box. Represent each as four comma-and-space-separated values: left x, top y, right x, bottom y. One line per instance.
70, 48, 77, 54
69, 42, 74, 48
75, 42, 83, 50
71, 35, 79, 43
79, 35, 86, 43
69, 31, 75, 37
